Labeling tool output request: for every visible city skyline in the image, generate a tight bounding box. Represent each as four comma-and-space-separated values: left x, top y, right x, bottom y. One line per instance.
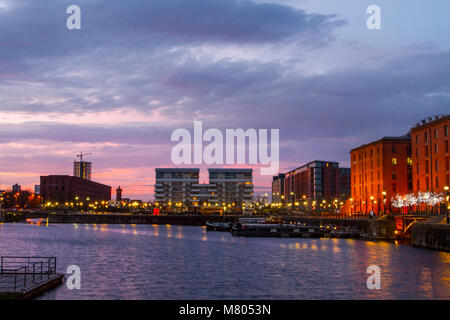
1, 0, 450, 201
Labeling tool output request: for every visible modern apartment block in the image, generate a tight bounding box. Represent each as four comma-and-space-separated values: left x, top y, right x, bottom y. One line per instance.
271, 173, 285, 203
154, 168, 200, 206
154, 168, 253, 209
350, 135, 412, 214
208, 169, 253, 205
282, 161, 351, 210
411, 115, 450, 193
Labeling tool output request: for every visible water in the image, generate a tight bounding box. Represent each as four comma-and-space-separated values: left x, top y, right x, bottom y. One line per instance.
0, 223, 448, 300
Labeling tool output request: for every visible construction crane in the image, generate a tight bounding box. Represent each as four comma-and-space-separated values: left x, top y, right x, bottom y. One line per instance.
76, 152, 92, 162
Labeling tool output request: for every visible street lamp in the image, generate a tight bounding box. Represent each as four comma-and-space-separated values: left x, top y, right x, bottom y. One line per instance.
444, 186, 449, 224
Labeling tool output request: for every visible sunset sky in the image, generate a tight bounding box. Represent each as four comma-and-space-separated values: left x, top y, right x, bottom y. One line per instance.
1, 0, 449, 200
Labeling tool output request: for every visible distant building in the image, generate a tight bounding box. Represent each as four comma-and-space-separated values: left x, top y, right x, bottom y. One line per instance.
116, 186, 122, 201
208, 168, 253, 206
73, 161, 92, 180
154, 168, 253, 209
283, 161, 351, 210
154, 168, 200, 207
271, 174, 285, 203
12, 184, 21, 193
34, 185, 40, 195
350, 135, 412, 214
40, 175, 111, 203
411, 115, 449, 193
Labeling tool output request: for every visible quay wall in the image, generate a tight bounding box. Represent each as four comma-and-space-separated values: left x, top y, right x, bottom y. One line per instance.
285, 216, 397, 240
46, 213, 238, 226
412, 217, 450, 252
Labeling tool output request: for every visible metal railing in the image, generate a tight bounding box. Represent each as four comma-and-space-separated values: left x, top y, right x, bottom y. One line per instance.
0, 257, 57, 292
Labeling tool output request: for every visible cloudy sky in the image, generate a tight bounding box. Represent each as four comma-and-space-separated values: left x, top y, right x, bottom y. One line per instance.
1, 0, 449, 200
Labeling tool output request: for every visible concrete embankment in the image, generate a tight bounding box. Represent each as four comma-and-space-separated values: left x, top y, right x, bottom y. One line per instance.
412, 217, 450, 252
285, 215, 397, 240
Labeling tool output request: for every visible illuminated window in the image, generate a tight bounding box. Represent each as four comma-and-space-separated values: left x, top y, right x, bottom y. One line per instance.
392, 158, 397, 165
407, 157, 413, 166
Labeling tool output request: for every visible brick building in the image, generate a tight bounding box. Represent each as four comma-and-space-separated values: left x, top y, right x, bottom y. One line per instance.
40, 175, 111, 204
283, 161, 351, 210
350, 135, 412, 214
271, 174, 285, 203
411, 115, 450, 193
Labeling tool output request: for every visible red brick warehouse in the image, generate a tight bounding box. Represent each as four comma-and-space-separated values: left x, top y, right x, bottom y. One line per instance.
350, 136, 412, 215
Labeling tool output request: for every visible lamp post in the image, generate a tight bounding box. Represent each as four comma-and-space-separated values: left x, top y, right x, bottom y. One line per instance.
444, 186, 449, 224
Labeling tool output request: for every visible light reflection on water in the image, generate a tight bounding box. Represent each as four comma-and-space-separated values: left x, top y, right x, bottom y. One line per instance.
0, 223, 448, 300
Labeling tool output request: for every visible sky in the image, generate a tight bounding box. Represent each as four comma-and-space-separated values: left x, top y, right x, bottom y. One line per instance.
0, 0, 449, 200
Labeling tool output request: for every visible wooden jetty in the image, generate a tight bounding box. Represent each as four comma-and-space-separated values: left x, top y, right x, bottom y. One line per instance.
0, 257, 64, 299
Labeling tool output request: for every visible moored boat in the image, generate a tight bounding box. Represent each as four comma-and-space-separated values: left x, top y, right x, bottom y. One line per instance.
206, 221, 231, 232
231, 223, 324, 238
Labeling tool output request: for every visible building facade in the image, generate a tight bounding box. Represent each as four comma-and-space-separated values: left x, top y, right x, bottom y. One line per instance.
411, 115, 450, 193
271, 174, 285, 203
208, 169, 253, 206
12, 184, 21, 193
73, 161, 92, 180
40, 175, 111, 203
191, 184, 218, 207
154, 168, 253, 209
283, 161, 351, 210
154, 168, 200, 207
350, 135, 412, 214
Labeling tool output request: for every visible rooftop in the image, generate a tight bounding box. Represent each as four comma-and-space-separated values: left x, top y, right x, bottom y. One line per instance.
350, 134, 411, 152
411, 114, 449, 132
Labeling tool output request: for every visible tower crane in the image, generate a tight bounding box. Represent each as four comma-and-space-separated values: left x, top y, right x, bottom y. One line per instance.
76, 152, 92, 162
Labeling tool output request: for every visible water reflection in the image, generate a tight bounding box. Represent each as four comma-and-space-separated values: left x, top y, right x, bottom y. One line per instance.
0, 223, 448, 300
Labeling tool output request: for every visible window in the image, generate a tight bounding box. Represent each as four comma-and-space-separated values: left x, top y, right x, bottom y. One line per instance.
445, 140, 448, 153
425, 132, 428, 144
416, 148, 419, 158
416, 135, 419, 144
425, 146, 429, 157
434, 129, 438, 139
392, 146, 397, 154
435, 177, 439, 189
392, 172, 397, 180
392, 158, 397, 165
407, 157, 413, 166
435, 143, 438, 154
417, 163, 420, 174
392, 183, 397, 193
435, 159, 439, 172
445, 125, 448, 137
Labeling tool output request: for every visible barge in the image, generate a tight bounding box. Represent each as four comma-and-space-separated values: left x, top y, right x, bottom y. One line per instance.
231, 223, 324, 238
